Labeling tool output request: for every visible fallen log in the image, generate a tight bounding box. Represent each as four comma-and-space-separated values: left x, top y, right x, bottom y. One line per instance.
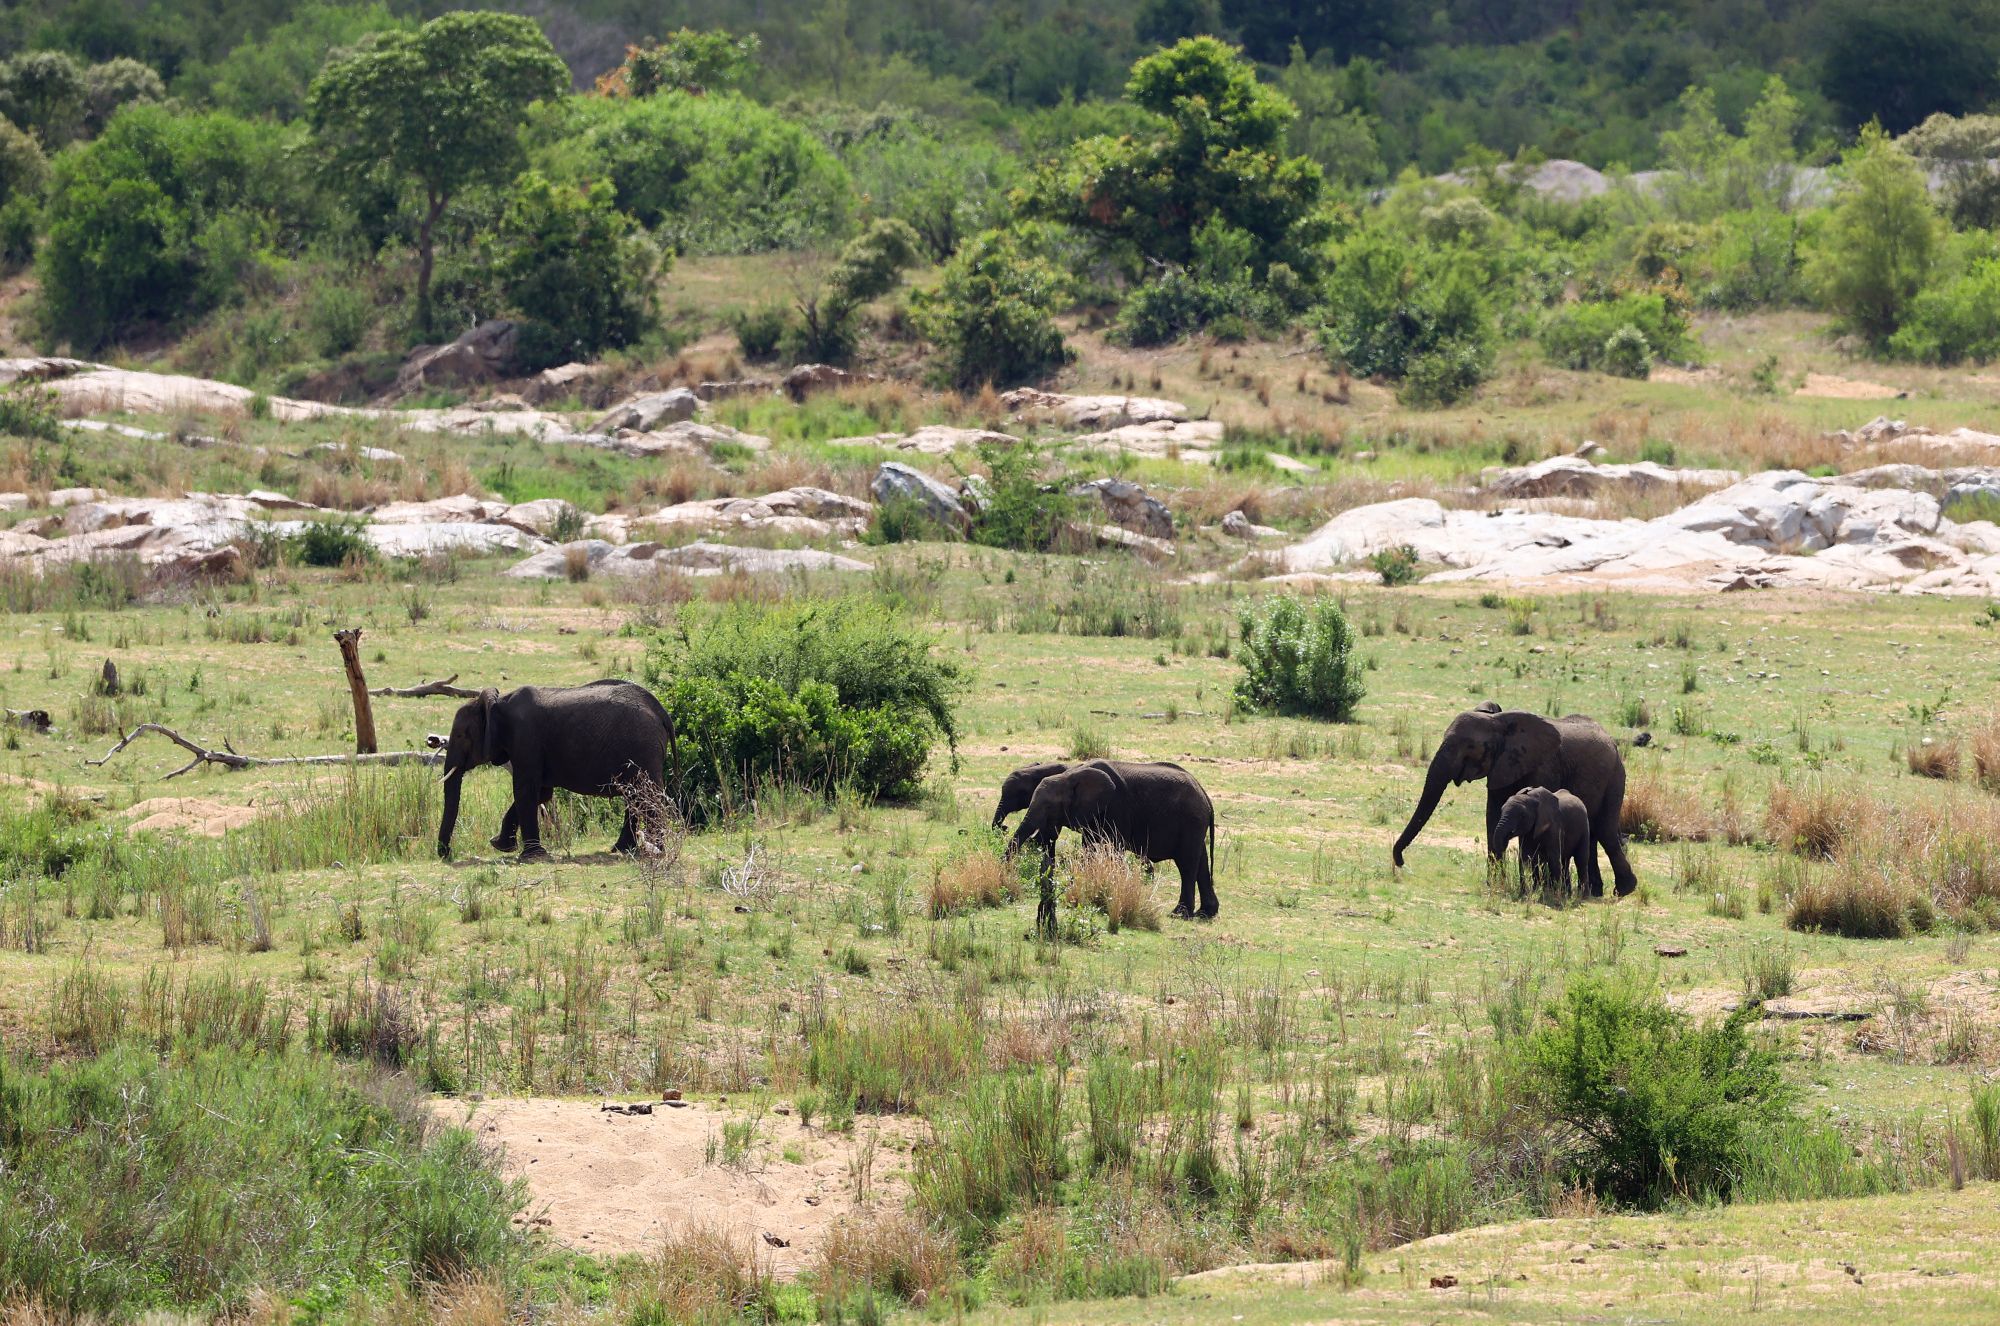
86, 723, 444, 780
369, 673, 481, 699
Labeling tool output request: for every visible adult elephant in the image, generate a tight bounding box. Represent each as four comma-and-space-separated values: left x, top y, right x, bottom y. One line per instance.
1008, 760, 1217, 923
437, 678, 679, 862
1390, 707, 1635, 896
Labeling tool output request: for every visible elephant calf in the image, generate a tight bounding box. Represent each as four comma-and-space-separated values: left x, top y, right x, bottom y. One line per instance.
1492, 786, 1591, 894
1008, 760, 1218, 922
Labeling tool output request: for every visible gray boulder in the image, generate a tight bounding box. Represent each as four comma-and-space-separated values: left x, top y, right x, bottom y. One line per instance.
593, 388, 702, 433
872, 461, 969, 532
1068, 477, 1174, 540
395, 319, 520, 395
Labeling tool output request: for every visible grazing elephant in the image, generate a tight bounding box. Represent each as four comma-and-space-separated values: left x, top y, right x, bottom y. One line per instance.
992, 761, 1070, 829
1009, 760, 1218, 923
1391, 706, 1635, 896
438, 678, 679, 862
1492, 786, 1591, 893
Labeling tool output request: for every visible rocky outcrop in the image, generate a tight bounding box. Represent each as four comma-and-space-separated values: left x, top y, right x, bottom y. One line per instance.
784, 364, 873, 401
1071, 418, 1227, 462
1480, 455, 1739, 501
871, 462, 969, 532
1001, 389, 1187, 429
602, 487, 872, 542
1221, 509, 1283, 539
395, 320, 521, 396
592, 389, 702, 433
1068, 478, 1173, 540
1066, 522, 1176, 559
506, 540, 871, 580
523, 362, 608, 406
828, 425, 1019, 455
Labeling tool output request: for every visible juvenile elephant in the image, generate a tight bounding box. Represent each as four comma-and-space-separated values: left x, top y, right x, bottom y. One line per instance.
437, 678, 679, 862
1491, 786, 1591, 893
992, 761, 1070, 829
1009, 760, 1217, 923
1391, 706, 1635, 896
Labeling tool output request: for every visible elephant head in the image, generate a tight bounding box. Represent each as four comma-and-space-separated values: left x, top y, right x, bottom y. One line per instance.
1393, 707, 1562, 867
438, 687, 506, 859
1009, 763, 1120, 854
993, 761, 1068, 829
1492, 786, 1558, 859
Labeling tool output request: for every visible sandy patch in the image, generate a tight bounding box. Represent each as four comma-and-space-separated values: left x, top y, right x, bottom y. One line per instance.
444, 1097, 916, 1273
125, 796, 263, 836
0, 772, 103, 798
1650, 364, 1725, 386
1793, 372, 1905, 400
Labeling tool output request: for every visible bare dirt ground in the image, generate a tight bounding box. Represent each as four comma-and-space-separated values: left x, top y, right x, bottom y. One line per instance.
1794, 372, 1906, 400
440, 1097, 918, 1274
124, 796, 263, 835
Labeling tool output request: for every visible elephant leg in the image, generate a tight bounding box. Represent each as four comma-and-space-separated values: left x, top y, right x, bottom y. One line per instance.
490, 803, 520, 853
1170, 857, 1196, 919
1192, 851, 1219, 920
613, 807, 637, 854
513, 769, 551, 862
1601, 826, 1637, 897
1035, 839, 1058, 939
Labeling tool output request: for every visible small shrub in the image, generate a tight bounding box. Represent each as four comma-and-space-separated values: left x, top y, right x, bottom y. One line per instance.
867, 494, 956, 545
730, 304, 789, 359
1397, 341, 1489, 407
815, 1209, 957, 1307
1234, 595, 1366, 722
1064, 841, 1161, 932
968, 441, 1075, 552
622, 1223, 779, 1326
1539, 292, 1695, 373
284, 518, 374, 568
1514, 974, 1791, 1206
1599, 325, 1654, 379
916, 224, 1072, 388
929, 842, 1015, 917
1786, 853, 1917, 938
805, 1007, 984, 1113
1367, 544, 1420, 586
1764, 781, 1873, 858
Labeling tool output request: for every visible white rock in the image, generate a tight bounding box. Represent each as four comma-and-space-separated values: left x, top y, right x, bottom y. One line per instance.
506, 540, 870, 580
593, 389, 702, 433
871, 462, 967, 531
1069, 477, 1174, 539
1001, 389, 1187, 428
1481, 455, 1738, 501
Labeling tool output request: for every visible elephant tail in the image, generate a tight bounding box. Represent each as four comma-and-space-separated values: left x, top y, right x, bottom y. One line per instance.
1208, 814, 1216, 878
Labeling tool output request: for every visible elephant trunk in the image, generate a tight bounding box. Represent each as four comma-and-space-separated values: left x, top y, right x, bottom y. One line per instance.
1491, 804, 1526, 859
1393, 761, 1451, 867
438, 766, 464, 859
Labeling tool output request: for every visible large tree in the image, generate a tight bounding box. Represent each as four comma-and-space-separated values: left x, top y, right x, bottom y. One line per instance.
307, 11, 567, 336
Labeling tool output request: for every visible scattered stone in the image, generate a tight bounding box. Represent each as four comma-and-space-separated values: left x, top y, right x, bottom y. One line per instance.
784, 363, 869, 401
593, 388, 702, 434
522, 361, 608, 405
312, 442, 404, 463
1069, 477, 1174, 539
662, 1089, 683, 1101
1067, 522, 1176, 559
1575, 440, 1605, 458
1072, 418, 1226, 462
1221, 509, 1283, 539
693, 378, 776, 402
1654, 945, 1686, 958
871, 461, 969, 532
1430, 1275, 1458, 1290
761, 1232, 790, 1248
1266, 451, 1317, 475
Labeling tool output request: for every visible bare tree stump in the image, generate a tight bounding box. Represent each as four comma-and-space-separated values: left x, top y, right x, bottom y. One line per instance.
333, 628, 377, 755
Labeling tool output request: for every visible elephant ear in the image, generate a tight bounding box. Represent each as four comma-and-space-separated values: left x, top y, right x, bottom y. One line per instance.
1491, 713, 1561, 790
478, 687, 503, 766
1533, 789, 1557, 838
1068, 765, 1119, 821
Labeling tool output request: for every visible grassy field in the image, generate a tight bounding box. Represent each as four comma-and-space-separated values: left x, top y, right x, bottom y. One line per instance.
3, 290, 2000, 1322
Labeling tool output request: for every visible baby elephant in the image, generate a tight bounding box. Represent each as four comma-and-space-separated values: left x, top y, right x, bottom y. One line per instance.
1491, 786, 1592, 894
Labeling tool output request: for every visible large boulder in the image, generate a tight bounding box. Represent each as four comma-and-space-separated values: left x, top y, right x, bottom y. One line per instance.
507, 540, 870, 579
871, 461, 968, 532
1068, 477, 1173, 540
1480, 455, 1739, 501
523, 361, 609, 406
1071, 418, 1226, 462
829, 425, 1019, 455
1221, 509, 1282, 539
1001, 389, 1187, 429
395, 319, 521, 396
593, 388, 702, 433
784, 364, 866, 402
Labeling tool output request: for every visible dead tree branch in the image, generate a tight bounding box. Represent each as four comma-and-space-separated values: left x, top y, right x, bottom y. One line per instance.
333, 628, 377, 754
369, 674, 481, 700
86, 723, 443, 780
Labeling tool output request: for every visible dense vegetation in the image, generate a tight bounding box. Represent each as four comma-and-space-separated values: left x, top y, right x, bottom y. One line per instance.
15, 3, 2000, 391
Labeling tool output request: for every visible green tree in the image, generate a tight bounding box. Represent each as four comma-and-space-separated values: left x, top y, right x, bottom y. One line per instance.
916, 225, 1072, 388
1017, 37, 1331, 278
0, 119, 48, 208
786, 218, 922, 364
202, 3, 409, 123
601, 28, 760, 97
1898, 113, 2000, 229
308, 11, 568, 337
1658, 78, 1802, 220
0, 51, 87, 148
493, 173, 661, 371
79, 58, 162, 137
1807, 122, 1942, 343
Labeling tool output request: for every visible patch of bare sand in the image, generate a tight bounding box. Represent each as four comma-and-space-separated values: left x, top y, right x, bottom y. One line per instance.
1651, 364, 1725, 386
125, 796, 263, 836
1794, 372, 1905, 400
0, 772, 103, 798
445, 1097, 917, 1274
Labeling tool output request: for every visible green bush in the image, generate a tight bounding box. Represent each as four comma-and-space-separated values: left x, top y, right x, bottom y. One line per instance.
536, 91, 852, 253
1600, 325, 1654, 379
1398, 341, 1491, 406
785, 218, 921, 366
302, 273, 376, 358
494, 172, 661, 371
968, 440, 1076, 551
0, 116, 48, 208
730, 303, 789, 359
0, 383, 61, 442
1318, 232, 1495, 396
867, 494, 958, 545
1888, 257, 2000, 364
0, 1046, 522, 1317
644, 597, 964, 819
1514, 974, 1792, 1207
1807, 123, 1944, 343
0, 195, 34, 271
284, 517, 373, 567
1539, 292, 1693, 374
1234, 595, 1366, 722
1367, 543, 1421, 585
917, 225, 1072, 388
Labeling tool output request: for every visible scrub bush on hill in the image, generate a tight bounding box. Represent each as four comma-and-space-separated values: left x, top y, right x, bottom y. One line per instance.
1538, 289, 1696, 375
916, 225, 1072, 388
1317, 232, 1496, 405
644, 597, 964, 819
1234, 595, 1365, 721
493, 172, 662, 370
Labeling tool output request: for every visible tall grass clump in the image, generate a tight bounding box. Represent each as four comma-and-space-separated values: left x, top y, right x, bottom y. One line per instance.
805, 1006, 985, 1113
1763, 779, 1874, 858
619, 1223, 784, 1326
1064, 841, 1161, 932
929, 839, 1017, 917
645, 596, 965, 821
1233, 595, 1365, 722
814, 1210, 958, 1312
914, 1069, 1069, 1245
1512, 974, 1792, 1207
0, 1047, 521, 1318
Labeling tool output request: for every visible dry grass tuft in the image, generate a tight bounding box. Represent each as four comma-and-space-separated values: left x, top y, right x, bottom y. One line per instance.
1064, 842, 1161, 931
561, 545, 591, 583
621, 1223, 776, 1326
928, 847, 1015, 918
1787, 852, 1917, 938
815, 1208, 958, 1306
1907, 738, 1961, 780
1764, 780, 1875, 858
1971, 715, 2000, 793
1620, 769, 1711, 842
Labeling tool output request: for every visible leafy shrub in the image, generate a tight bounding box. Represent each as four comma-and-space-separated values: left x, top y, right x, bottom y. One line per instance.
1600, 325, 1654, 379
302, 274, 375, 358
968, 440, 1076, 551
917, 225, 1072, 388
644, 597, 964, 818
0, 383, 61, 442
1807, 123, 1943, 343
495, 172, 661, 371
0, 196, 35, 271
0, 1046, 521, 1316
1319, 232, 1495, 396
1234, 595, 1366, 722
730, 304, 789, 359
867, 494, 957, 545
1367, 544, 1421, 585
284, 517, 374, 567
538, 91, 851, 253
1888, 257, 2000, 364
785, 218, 922, 365
1539, 292, 1693, 373
1398, 342, 1489, 406
0, 117, 48, 208
1514, 974, 1792, 1206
